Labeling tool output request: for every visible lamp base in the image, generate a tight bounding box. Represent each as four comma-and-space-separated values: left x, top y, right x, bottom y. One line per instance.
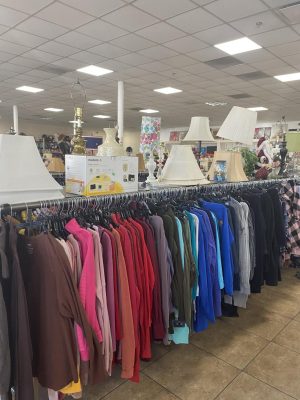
208, 151, 248, 182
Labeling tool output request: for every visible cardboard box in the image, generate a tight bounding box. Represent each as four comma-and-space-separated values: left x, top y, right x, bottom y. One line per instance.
65, 155, 138, 196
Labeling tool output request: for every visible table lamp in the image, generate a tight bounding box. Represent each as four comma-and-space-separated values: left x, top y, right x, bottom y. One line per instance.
0, 134, 64, 204
183, 116, 215, 145
159, 144, 209, 186
208, 106, 257, 182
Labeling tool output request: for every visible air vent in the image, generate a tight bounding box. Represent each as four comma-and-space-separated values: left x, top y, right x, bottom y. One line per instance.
128, 107, 143, 111
237, 71, 270, 80
279, 2, 300, 24
228, 93, 252, 99
37, 65, 72, 75
205, 56, 242, 69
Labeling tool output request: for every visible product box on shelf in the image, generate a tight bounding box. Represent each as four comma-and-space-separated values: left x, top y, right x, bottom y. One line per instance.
65, 155, 138, 196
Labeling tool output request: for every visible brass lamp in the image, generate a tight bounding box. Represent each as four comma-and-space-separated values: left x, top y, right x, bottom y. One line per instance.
70, 79, 86, 155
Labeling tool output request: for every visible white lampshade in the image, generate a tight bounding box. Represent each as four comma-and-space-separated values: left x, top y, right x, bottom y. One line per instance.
0, 134, 64, 204
217, 106, 257, 146
159, 145, 208, 185
183, 116, 215, 142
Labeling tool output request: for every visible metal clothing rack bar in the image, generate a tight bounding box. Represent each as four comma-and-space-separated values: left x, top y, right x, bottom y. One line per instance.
0, 177, 293, 215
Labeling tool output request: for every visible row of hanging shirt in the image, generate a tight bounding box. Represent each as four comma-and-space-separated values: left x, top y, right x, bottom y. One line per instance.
0, 183, 286, 399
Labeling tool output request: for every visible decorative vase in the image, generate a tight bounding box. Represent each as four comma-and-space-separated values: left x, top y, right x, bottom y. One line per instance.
146, 152, 158, 184
97, 127, 124, 157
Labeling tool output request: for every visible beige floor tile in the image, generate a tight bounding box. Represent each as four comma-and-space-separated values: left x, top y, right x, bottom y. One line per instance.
190, 319, 267, 369
102, 373, 173, 400
216, 372, 294, 400
246, 342, 300, 398
84, 365, 124, 399
140, 342, 173, 370
143, 344, 238, 400
274, 320, 300, 354
295, 312, 300, 322
223, 303, 290, 340
248, 290, 300, 319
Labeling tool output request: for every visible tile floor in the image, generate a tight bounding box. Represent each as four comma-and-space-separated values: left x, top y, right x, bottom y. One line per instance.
84, 268, 300, 400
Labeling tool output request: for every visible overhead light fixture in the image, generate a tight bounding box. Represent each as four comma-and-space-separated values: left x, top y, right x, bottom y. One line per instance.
214, 37, 262, 55
44, 107, 64, 112
274, 72, 300, 82
77, 65, 113, 77
139, 109, 159, 114
93, 115, 111, 119
69, 120, 85, 124
88, 99, 112, 105
205, 102, 227, 107
247, 107, 268, 111
154, 87, 182, 94
16, 86, 44, 93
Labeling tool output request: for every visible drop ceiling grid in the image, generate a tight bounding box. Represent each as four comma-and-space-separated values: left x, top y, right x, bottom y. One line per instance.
0, 0, 298, 127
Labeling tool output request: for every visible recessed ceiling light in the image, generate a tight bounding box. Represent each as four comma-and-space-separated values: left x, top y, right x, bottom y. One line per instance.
93, 115, 111, 119
274, 72, 300, 82
154, 87, 182, 94
139, 109, 159, 113
40, 117, 52, 120
214, 37, 262, 55
69, 120, 85, 124
88, 99, 112, 105
44, 107, 64, 112
205, 102, 227, 106
16, 86, 44, 93
77, 65, 113, 77
247, 107, 268, 111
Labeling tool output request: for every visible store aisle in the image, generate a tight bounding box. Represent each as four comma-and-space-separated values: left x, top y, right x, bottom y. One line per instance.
84, 268, 300, 400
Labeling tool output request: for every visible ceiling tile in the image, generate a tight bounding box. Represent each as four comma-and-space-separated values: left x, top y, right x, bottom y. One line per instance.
167, 8, 222, 34
37, 41, 79, 57
16, 17, 68, 39
77, 19, 127, 41
1, 29, 47, 47
164, 36, 207, 53
188, 46, 226, 62
60, 0, 125, 17
0, 0, 53, 13
56, 31, 102, 50
136, 22, 185, 43
192, 0, 217, 4
251, 27, 299, 47
115, 53, 152, 66
102, 5, 158, 31
0, 62, 31, 73
89, 43, 129, 58
0, 5, 28, 27
138, 45, 178, 60
290, 24, 300, 34
223, 64, 257, 75
69, 51, 107, 64
24, 49, 62, 63
0, 39, 30, 55
8, 55, 45, 68
36, 3, 94, 29
234, 48, 275, 63
182, 62, 215, 74
194, 24, 241, 45
230, 11, 286, 36
134, 0, 197, 19
162, 55, 198, 67
204, 0, 267, 22
110, 33, 155, 51
139, 61, 171, 72
205, 55, 242, 68
268, 40, 300, 56
263, 0, 298, 7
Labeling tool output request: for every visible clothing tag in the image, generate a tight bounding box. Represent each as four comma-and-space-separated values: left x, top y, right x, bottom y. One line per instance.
26, 243, 34, 255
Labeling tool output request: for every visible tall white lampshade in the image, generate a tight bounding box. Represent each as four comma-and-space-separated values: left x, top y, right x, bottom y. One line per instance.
217, 106, 257, 146
159, 145, 208, 185
183, 116, 215, 142
0, 134, 64, 204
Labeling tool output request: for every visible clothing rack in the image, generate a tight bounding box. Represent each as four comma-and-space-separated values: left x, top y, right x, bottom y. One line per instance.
0, 177, 293, 215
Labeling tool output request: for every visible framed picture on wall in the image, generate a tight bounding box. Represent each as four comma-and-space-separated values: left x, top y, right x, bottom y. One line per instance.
169, 130, 187, 142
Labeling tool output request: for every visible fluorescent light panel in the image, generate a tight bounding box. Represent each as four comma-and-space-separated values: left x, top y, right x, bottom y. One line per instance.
154, 87, 182, 94
93, 115, 111, 119
247, 107, 268, 111
88, 99, 111, 105
139, 109, 159, 113
77, 65, 113, 77
44, 107, 64, 112
205, 102, 227, 106
214, 37, 262, 55
274, 72, 300, 82
16, 85, 44, 93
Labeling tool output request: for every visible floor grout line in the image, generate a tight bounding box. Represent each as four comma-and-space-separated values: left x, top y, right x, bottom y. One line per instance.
142, 373, 184, 400
211, 372, 243, 400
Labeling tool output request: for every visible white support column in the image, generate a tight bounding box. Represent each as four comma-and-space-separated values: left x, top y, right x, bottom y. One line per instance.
117, 81, 124, 143
13, 105, 19, 134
